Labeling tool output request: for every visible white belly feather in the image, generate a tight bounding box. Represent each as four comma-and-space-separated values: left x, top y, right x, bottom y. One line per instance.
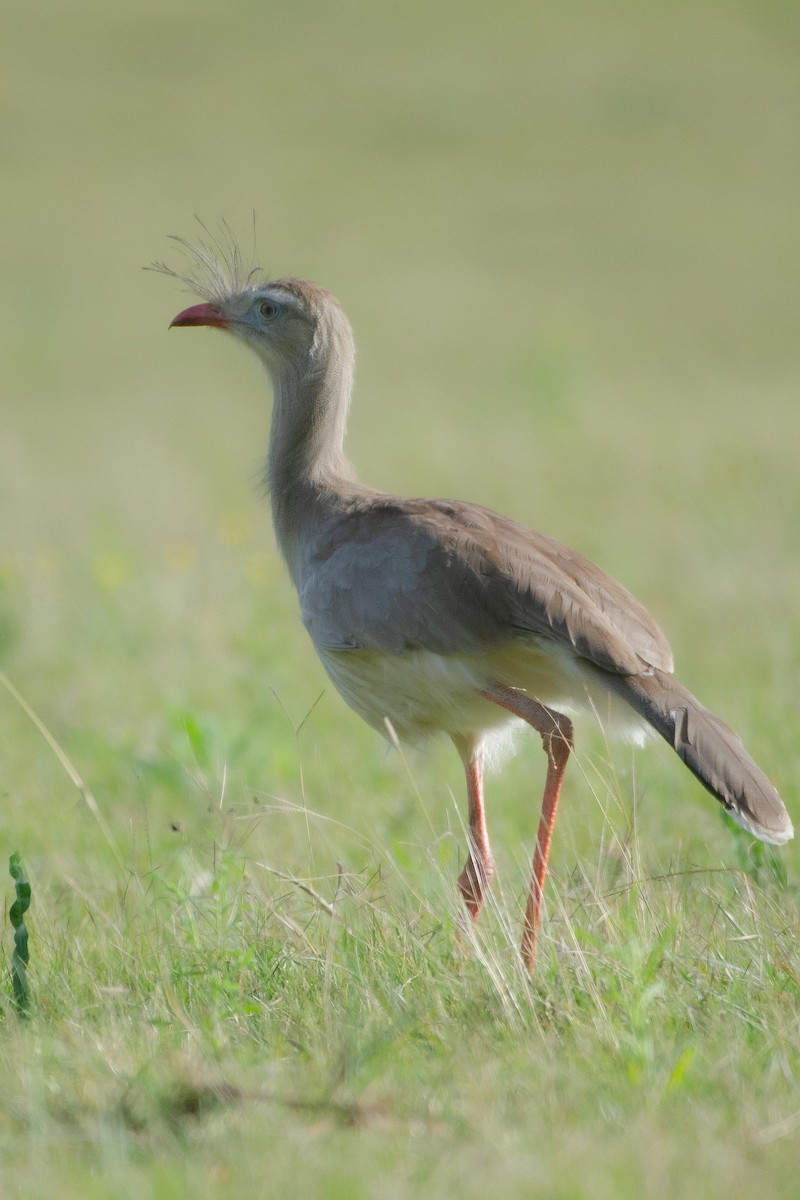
313, 637, 651, 758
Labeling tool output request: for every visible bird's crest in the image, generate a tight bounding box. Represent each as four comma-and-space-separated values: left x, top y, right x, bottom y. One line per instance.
148, 219, 266, 304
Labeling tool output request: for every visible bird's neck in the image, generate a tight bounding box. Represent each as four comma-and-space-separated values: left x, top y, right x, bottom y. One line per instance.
265, 330, 359, 567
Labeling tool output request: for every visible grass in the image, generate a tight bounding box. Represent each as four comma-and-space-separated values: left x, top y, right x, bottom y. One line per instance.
2, 0, 800, 1196
2, 774, 799, 1199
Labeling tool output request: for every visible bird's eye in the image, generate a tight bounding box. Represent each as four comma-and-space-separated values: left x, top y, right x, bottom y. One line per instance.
259, 299, 280, 321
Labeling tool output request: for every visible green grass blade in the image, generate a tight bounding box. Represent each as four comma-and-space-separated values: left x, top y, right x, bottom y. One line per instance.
8, 853, 31, 1018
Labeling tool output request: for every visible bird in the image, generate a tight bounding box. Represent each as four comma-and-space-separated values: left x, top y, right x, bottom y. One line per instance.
161, 238, 792, 971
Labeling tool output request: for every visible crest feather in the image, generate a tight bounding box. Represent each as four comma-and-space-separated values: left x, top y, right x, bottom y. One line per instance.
148, 219, 266, 303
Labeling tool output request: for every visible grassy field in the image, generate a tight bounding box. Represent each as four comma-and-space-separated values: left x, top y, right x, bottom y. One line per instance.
2, 1, 800, 1196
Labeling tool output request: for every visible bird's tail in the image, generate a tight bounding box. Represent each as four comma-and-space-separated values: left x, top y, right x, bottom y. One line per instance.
606, 668, 793, 845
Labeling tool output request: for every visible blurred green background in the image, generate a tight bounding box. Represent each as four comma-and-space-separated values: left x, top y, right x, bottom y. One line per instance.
3, 2, 800, 1196
3, 0, 798, 850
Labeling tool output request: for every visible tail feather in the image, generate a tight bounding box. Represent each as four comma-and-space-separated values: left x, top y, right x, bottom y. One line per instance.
607, 668, 793, 845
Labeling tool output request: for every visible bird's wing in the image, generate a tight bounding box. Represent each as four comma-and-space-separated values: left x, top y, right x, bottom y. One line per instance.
299, 496, 673, 677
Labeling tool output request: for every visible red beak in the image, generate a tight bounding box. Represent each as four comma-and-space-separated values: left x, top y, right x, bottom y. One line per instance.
169, 302, 230, 329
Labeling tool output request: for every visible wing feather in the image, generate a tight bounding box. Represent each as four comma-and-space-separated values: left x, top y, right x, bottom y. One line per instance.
298, 495, 673, 677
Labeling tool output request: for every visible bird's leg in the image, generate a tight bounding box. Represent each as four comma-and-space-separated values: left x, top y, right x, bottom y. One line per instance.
480, 682, 574, 971
451, 736, 494, 922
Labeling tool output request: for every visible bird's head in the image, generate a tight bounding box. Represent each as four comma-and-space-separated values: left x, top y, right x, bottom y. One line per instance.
170, 278, 337, 375
153, 229, 352, 378
156, 228, 357, 471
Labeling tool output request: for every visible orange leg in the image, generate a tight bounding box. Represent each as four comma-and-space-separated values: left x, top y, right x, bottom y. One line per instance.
481, 682, 573, 972
452, 736, 494, 921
